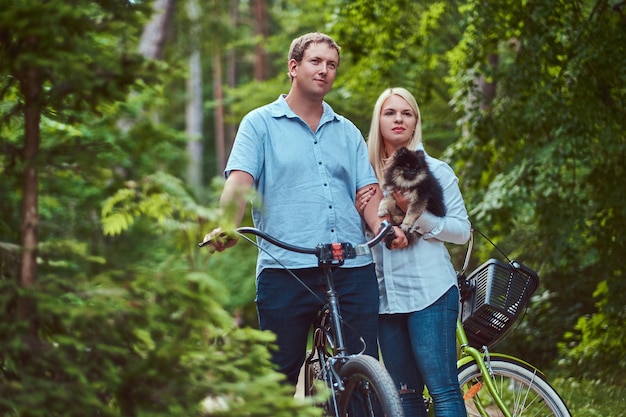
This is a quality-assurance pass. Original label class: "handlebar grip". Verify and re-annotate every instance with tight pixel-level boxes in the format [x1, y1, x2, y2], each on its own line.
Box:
[198, 230, 237, 248]
[384, 225, 397, 249]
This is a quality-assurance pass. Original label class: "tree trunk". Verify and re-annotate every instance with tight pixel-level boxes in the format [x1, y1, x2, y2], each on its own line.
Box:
[138, 0, 175, 60]
[186, 48, 204, 187]
[186, 0, 204, 187]
[19, 65, 42, 352]
[477, 53, 498, 111]
[462, 53, 499, 138]
[252, 0, 268, 81]
[213, 51, 226, 174]
[20, 67, 41, 289]
[225, 0, 238, 156]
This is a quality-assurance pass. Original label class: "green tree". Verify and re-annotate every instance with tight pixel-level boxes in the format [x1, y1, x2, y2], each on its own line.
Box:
[0, 1, 320, 415]
[445, 0, 626, 380]
[0, 0, 152, 347]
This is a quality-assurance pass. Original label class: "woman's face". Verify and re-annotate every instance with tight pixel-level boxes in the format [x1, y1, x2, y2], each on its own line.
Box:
[379, 94, 417, 150]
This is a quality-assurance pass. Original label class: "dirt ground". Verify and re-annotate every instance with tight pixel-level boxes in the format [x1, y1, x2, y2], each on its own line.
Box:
[295, 365, 305, 398]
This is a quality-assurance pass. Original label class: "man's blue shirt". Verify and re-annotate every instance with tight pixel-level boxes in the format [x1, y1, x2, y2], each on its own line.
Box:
[225, 95, 378, 275]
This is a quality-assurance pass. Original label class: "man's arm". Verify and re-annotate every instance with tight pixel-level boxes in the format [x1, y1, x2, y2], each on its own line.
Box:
[202, 170, 254, 251]
[219, 170, 254, 226]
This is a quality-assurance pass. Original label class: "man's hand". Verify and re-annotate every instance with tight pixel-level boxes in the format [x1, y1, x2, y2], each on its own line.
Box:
[199, 227, 239, 252]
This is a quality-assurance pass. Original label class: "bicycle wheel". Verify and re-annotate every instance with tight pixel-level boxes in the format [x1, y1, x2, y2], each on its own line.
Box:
[338, 355, 403, 417]
[458, 357, 571, 417]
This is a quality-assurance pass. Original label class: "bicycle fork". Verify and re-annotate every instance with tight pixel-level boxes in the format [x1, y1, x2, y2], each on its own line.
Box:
[457, 321, 513, 417]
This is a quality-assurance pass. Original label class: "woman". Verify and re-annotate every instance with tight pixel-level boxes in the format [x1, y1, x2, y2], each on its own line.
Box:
[357, 87, 470, 416]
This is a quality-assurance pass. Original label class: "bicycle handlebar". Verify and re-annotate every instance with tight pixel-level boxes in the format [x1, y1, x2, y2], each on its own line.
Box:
[201, 220, 395, 266]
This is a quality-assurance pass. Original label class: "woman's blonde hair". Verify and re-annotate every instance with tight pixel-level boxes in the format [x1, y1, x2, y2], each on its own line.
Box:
[367, 87, 422, 181]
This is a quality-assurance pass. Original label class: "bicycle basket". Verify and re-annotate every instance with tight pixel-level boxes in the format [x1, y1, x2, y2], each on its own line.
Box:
[461, 258, 539, 348]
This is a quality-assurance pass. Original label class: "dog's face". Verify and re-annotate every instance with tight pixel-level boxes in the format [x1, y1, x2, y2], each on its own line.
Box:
[387, 147, 428, 188]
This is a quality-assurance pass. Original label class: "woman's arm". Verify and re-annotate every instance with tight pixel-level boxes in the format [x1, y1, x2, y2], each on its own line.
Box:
[411, 161, 471, 245]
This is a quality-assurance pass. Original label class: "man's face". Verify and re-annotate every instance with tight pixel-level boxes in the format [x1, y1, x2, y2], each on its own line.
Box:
[289, 42, 339, 99]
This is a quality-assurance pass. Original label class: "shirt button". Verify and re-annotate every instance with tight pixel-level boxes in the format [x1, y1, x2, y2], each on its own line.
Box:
[318, 161, 322, 165]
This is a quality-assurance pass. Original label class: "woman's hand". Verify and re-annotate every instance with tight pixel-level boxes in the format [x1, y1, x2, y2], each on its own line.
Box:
[355, 186, 377, 215]
[392, 190, 409, 213]
[387, 225, 408, 249]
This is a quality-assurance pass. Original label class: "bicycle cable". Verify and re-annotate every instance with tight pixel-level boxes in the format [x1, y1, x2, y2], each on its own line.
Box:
[473, 228, 512, 263]
[237, 231, 368, 354]
[236, 232, 326, 304]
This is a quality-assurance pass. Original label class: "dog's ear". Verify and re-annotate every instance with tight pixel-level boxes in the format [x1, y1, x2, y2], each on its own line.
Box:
[395, 146, 409, 158]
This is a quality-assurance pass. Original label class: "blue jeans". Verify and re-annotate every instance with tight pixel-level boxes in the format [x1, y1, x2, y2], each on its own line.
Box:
[256, 265, 379, 386]
[379, 286, 466, 417]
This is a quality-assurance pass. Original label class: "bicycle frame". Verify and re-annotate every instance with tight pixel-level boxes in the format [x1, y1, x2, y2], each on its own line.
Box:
[306, 238, 387, 413]
[318, 252, 351, 359]
[306, 265, 353, 415]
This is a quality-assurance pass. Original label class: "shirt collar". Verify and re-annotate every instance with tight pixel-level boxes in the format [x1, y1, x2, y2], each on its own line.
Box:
[271, 94, 339, 126]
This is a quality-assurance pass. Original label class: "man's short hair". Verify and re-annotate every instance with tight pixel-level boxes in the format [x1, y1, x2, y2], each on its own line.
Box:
[288, 32, 341, 65]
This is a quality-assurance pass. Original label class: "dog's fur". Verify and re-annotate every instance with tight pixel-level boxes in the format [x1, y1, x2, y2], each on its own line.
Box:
[378, 147, 446, 246]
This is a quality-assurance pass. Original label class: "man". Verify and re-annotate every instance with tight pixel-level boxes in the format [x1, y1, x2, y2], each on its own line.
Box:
[203, 32, 407, 386]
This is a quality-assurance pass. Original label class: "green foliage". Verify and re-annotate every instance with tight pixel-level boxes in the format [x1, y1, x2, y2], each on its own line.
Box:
[0, 1, 321, 414]
[0, 253, 318, 416]
[227, 77, 291, 124]
[551, 377, 626, 417]
[2, 148, 317, 416]
[0, 0, 155, 113]
[95, 171, 316, 416]
[3, 0, 625, 412]
[558, 280, 626, 385]
[444, 0, 626, 377]
[206, 240, 259, 326]
[329, 0, 461, 149]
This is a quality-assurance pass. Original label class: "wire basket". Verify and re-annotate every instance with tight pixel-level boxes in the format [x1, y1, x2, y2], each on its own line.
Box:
[461, 258, 539, 348]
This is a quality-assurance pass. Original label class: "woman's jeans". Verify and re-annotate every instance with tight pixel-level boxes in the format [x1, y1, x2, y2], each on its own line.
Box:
[379, 286, 467, 417]
[256, 265, 379, 386]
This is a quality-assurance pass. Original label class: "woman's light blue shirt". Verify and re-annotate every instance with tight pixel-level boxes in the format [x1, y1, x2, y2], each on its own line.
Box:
[374, 146, 471, 314]
[225, 95, 378, 276]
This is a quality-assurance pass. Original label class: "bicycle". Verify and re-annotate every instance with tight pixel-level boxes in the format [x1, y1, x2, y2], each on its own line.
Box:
[442, 229, 572, 417]
[201, 220, 404, 417]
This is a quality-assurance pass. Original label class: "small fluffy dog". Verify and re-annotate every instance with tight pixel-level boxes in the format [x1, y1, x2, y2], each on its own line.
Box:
[378, 147, 446, 246]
